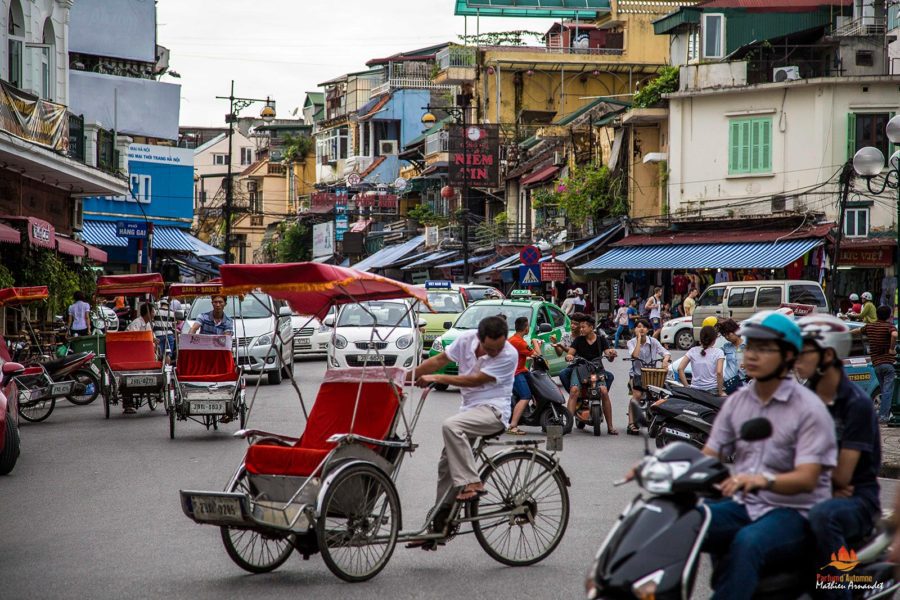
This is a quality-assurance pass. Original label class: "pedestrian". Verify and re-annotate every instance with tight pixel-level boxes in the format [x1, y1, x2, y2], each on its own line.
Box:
[683, 288, 699, 317]
[679, 325, 725, 396]
[854, 305, 898, 424]
[560, 289, 577, 315]
[127, 303, 155, 332]
[717, 318, 745, 393]
[66, 291, 92, 337]
[653, 302, 672, 341]
[613, 299, 629, 349]
[645, 287, 663, 331]
[858, 292, 877, 324]
[573, 288, 586, 313]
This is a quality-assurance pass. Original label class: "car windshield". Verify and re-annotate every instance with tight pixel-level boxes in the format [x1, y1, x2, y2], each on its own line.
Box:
[189, 294, 272, 320]
[422, 291, 464, 314]
[464, 287, 498, 302]
[454, 303, 532, 330]
[337, 302, 412, 328]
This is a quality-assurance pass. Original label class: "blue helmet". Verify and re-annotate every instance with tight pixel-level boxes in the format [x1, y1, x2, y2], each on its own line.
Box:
[737, 310, 803, 353]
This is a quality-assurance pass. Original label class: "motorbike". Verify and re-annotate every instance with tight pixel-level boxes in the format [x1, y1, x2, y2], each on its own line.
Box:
[10, 341, 101, 406]
[511, 355, 574, 434]
[648, 382, 725, 450]
[0, 361, 25, 475]
[571, 356, 609, 436]
[586, 407, 900, 599]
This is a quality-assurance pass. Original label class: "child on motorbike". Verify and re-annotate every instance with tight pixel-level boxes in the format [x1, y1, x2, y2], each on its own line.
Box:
[627, 318, 670, 435]
[506, 316, 543, 436]
[679, 325, 725, 396]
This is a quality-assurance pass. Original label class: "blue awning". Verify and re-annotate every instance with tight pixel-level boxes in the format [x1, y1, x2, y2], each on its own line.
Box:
[152, 226, 195, 252]
[183, 232, 224, 256]
[474, 253, 520, 275]
[576, 238, 824, 272]
[81, 220, 127, 247]
[352, 235, 425, 272]
[433, 253, 496, 269]
[401, 250, 458, 270]
[556, 222, 623, 263]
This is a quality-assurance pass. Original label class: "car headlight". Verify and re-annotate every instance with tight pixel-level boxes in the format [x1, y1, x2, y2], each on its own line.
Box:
[431, 338, 444, 352]
[317, 324, 331, 333]
[396, 334, 413, 350]
[333, 335, 348, 350]
[253, 334, 273, 347]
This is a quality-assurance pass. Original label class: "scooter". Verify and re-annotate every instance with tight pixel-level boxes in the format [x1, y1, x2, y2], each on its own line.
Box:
[511, 355, 574, 434]
[571, 357, 608, 436]
[585, 407, 899, 599]
[11, 341, 101, 406]
[648, 382, 725, 450]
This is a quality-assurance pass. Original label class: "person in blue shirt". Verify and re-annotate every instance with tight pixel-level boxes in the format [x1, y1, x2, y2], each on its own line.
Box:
[795, 315, 881, 600]
[190, 295, 234, 336]
[716, 318, 745, 393]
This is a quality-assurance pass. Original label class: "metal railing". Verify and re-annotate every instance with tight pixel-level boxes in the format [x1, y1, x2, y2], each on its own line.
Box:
[425, 131, 449, 156]
[67, 112, 85, 163]
[480, 44, 625, 56]
[370, 78, 456, 98]
[831, 16, 886, 37]
[437, 46, 477, 70]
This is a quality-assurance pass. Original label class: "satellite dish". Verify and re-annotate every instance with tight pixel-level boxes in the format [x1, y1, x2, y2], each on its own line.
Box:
[393, 177, 408, 191]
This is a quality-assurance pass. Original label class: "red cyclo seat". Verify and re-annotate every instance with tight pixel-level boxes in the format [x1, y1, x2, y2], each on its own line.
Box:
[106, 330, 162, 371]
[176, 348, 238, 383]
[245, 371, 403, 477]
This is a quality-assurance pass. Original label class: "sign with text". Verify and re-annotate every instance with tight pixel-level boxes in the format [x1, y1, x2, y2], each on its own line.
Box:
[116, 221, 148, 238]
[837, 246, 894, 267]
[541, 261, 566, 282]
[28, 218, 54, 248]
[313, 221, 335, 258]
[448, 124, 499, 187]
[0, 80, 68, 151]
[335, 214, 348, 241]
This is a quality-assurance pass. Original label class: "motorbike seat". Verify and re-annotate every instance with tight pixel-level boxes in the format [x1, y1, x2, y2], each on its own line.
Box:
[42, 352, 90, 373]
[669, 386, 726, 409]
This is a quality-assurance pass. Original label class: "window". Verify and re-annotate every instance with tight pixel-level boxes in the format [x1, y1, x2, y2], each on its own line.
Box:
[687, 30, 700, 63]
[213, 153, 228, 165]
[316, 126, 349, 163]
[240, 147, 253, 165]
[249, 191, 262, 214]
[848, 113, 894, 159]
[727, 287, 757, 308]
[728, 117, 772, 175]
[843, 207, 870, 238]
[534, 307, 550, 329]
[702, 14, 725, 59]
[756, 286, 782, 307]
[698, 287, 725, 307]
[547, 305, 567, 328]
[788, 284, 827, 308]
[7, 1, 23, 89]
[39, 18, 55, 100]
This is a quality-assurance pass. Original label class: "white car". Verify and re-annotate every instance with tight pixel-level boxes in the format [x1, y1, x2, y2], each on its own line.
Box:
[291, 313, 326, 358]
[309, 307, 336, 355]
[326, 300, 423, 370]
[660, 316, 694, 351]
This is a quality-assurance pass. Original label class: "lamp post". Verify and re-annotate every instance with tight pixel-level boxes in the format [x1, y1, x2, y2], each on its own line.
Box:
[852, 114, 900, 425]
[216, 81, 276, 263]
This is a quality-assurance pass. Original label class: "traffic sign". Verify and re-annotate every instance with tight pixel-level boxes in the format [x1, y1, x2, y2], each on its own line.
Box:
[519, 245, 541, 266]
[519, 265, 541, 286]
[541, 261, 566, 282]
[116, 221, 147, 238]
[347, 173, 361, 186]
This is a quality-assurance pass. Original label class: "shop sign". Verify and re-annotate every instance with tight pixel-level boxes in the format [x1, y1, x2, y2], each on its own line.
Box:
[448, 124, 500, 187]
[335, 215, 348, 241]
[29, 219, 54, 247]
[116, 221, 148, 238]
[541, 261, 566, 282]
[0, 80, 69, 151]
[837, 246, 894, 267]
[313, 221, 335, 258]
[780, 303, 817, 316]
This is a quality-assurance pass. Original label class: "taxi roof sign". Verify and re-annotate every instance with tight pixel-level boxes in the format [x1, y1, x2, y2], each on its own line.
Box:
[425, 280, 452, 289]
[510, 289, 534, 298]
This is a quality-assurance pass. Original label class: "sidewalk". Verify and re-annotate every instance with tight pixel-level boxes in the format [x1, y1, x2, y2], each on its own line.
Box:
[881, 425, 900, 478]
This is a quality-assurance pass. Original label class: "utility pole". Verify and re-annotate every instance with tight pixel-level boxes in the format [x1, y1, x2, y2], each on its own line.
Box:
[829, 160, 855, 311]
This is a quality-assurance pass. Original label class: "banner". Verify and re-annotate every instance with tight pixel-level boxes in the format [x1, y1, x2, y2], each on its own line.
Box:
[448, 124, 499, 187]
[0, 80, 68, 151]
[313, 221, 335, 258]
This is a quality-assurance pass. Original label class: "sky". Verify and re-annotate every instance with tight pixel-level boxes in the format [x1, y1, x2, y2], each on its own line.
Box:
[156, 0, 555, 127]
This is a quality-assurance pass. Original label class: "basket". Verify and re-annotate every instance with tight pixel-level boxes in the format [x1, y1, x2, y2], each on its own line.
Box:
[641, 367, 668, 388]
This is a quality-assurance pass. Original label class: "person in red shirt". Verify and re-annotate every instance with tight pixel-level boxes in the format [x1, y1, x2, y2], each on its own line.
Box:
[507, 316, 542, 435]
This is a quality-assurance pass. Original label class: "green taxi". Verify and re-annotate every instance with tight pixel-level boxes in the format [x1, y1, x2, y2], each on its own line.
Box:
[415, 281, 502, 354]
[428, 290, 571, 389]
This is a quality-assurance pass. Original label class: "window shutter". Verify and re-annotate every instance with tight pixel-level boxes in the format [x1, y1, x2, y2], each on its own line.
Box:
[740, 120, 751, 173]
[759, 119, 771, 172]
[729, 120, 739, 174]
[847, 113, 857, 160]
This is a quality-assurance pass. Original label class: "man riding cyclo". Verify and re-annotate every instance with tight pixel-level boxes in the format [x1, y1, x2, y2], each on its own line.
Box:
[189, 294, 234, 336]
[700, 311, 838, 600]
[558, 312, 618, 435]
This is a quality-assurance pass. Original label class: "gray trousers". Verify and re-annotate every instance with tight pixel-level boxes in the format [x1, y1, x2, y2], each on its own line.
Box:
[435, 405, 505, 506]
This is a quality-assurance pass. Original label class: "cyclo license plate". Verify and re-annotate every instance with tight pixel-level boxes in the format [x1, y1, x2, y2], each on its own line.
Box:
[191, 495, 243, 523]
[127, 375, 158, 387]
[89, 363, 101, 376]
[190, 400, 227, 414]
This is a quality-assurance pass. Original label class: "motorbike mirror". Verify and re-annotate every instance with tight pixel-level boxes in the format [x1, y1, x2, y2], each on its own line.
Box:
[175, 310, 185, 321]
[323, 315, 335, 327]
[538, 323, 552, 333]
[740, 418, 773, 442]
[417, 318, 427, 328]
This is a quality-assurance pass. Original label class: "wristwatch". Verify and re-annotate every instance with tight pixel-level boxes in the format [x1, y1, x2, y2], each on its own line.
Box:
[762, 471, 776, 490]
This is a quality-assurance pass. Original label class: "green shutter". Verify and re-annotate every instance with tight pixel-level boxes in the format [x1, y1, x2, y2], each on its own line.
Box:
[729, 120, 739, 174]
[740, 120, 751, 173]
[847, 113, 857, 160]
[758, 119, 771, 173]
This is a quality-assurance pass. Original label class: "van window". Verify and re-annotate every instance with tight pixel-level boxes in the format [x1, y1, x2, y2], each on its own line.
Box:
[757, 286, 782, 308]
[728, 287, 757, 308]
[789, 284, 827, 308]
[699, 287, 725, 306]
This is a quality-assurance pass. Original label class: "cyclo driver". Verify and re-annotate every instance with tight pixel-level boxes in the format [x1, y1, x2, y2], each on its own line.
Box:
[559, 312, 618, 435]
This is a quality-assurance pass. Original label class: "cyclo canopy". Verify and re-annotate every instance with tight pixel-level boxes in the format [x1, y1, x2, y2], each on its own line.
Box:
[0, 286, 49, 306]
[96, 273, 165, 298]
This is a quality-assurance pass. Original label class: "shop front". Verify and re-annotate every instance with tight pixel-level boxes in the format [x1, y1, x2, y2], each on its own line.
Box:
[832, 238, 896, 312]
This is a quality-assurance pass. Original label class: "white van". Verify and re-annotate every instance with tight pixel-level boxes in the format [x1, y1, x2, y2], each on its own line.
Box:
[692, 280, 828, 336]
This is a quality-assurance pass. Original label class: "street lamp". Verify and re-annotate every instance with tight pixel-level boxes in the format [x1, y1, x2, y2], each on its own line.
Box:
[216, 81, 276, 263]
[852, 114, 900, 425]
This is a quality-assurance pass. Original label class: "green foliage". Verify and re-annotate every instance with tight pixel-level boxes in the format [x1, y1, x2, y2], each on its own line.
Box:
[0, 263, 13, 289]
[632, 66, 679, 109]
[474, 212, 510, 246]
[407, 203, 449, 227]
[16, 247, 93, 316]
[531, 188, 559, 210]
[280, 134, 315, 163]
[458, 30, 543, 46]
[274, 221, 311, 263]
[556, 164, 627, 224]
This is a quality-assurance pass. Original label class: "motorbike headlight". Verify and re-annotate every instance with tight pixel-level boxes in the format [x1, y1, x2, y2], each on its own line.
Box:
[431, 338, 444, 352]
[632, 569, 665, 600]
[333, 335, 348, 350]
[396, 334, 413, 350]
[640, 460, 673, 494]
[253, 334, 273, 347]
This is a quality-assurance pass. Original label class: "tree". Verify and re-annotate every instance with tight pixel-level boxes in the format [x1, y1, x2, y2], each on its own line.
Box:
[274, 221, 311, 263]
[632, 66, 679, 109]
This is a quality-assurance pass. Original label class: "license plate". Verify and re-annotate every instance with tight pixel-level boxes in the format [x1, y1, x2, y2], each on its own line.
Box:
[423, 334, 437, 341]
[51, 382, 73, 396]
[358, 354, 385, 362]
[294, 337, 311, 346]
[848, 373, 870, 382]
[663, 427, 693, 441]
[127, 375, 158, 387]
[89, 363, 101, 376]
[190, 400, 227, 414]
[191, 495, 243, 523]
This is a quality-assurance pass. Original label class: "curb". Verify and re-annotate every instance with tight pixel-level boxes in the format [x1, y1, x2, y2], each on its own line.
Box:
[880, 464, 900, 479]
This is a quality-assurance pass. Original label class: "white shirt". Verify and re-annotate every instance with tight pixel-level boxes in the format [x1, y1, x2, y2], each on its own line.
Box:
[446, 329, 518, 424]
[647, 295, 661, 320]
[560, 298, 576, 315]
[126, 317, 154, 332]
[685, 346, 725, 391]
[68, 300, 91, 330]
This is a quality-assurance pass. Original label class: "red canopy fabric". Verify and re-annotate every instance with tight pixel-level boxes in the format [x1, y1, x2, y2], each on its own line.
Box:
[220, 263, 430, 318]
[56, 236, 86, 258]
[0, 222, 20, 244]
[0, 286, 49, 306]
[96, 273, 165, 298]
[168, 282, 223, 299]
[78, 241, 107, 263]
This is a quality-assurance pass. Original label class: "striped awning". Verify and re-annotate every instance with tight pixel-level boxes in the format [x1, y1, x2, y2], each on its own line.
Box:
[152, 226, 195, 252]
[401, 250, 458, 270]
[576, 238, 824, 272]
[81, 220, 127, 247]
[183, 233, 224, 256]
[352, 235, 425, 272]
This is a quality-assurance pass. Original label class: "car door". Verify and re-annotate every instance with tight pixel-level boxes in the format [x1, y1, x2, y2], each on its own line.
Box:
[725, 286, 758, 322]
[692, 285, 726, 336]
[541, 303, 570, 376]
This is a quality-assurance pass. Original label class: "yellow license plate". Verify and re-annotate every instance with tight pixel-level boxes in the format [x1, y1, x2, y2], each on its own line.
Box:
[848, 373, 870, 382]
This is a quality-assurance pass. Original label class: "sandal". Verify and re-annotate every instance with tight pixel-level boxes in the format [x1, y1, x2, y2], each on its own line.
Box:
[626, 423, 640, 436]
[505, 427, 526, 436]
[607, 428, 619, 436]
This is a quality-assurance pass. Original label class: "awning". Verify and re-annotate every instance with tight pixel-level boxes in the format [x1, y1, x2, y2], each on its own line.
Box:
[401, 250, 459, 270]
[521, 165, 559, 187]
[0, 215, 55, 248]
[77, 241, 107, 263]
[172, 255, 220, 278]
[350, 218, 373, 233]
[577, 238, 824, 272]
[0, 222, 20, 244]
[434, 253, 496, 269]
[555, 222, 623, 263]
[474, 253, 521, 275]
[56, 235, 86, 258]
[151, 226, 195, 252]
[81, 220, 127, 247]
[305, 205, 335, 215]
[183, 232, 224, 256]
[352, 235, 425, 272]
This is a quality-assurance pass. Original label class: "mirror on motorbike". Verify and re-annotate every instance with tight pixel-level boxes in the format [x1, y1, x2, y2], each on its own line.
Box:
[740, 418, 773, 442]
[1, 362, 24, 375]
[175, 310, 185, 321]
[278, 306, 292, 318]
[538, 323, 552, 333]
[443, 321, 452, 330]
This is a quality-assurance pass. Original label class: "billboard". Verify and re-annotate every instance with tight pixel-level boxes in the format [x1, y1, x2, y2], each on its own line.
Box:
[448, 124, 500, 187]
[69, 0, 157, 63]
[313, 222, 335, 258]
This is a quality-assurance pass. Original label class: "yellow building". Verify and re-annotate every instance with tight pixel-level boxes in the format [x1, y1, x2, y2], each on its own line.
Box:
[232, 159, 288, 264]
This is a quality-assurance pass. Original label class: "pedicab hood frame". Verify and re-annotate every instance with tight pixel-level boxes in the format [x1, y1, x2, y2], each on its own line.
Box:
[96, 273, 165, 298]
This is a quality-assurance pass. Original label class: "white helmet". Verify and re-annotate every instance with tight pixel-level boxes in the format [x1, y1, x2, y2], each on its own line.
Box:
[575, 287, 584, 295]
[849, 293, 860, 302]
[861, 292, 873, 301]
[797, 314, 852, 361]
[483, 288, 501, 299]
[566, 289, 576, 297]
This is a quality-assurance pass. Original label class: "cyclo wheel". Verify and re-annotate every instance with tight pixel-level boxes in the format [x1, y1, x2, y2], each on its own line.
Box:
[18, 394, 55, 423]
[316, 463, 400, 583]
[468, 451, 570, 567]
[220, 470, 295, 573]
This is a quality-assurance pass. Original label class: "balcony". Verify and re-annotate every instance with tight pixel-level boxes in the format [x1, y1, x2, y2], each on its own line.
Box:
[425, 131, 449, 157]
[831, 16, 886, 37]
[435, 45, 477, 83]
[344, 155, 374, 175]
[370, 78, 456, 98]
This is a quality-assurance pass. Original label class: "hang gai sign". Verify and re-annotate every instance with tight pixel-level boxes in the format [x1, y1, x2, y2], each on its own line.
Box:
[448, 124, 500, 187]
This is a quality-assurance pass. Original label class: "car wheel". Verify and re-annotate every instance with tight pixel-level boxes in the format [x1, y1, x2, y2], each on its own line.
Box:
[675, 329, 694, 351]
[267, 361, 283, 385]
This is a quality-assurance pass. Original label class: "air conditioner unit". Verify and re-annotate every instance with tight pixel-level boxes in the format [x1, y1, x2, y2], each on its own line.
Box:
[553, 151, 566, 166]
[246, 180, 258, 193]
[425, 225, 439, 246]
[773, 66, 800, 82]
[379, 140, 398, 155]
[771, 195, 796, 212]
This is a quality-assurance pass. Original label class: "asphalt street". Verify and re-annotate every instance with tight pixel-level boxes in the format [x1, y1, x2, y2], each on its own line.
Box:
[1, 353, 897, 600]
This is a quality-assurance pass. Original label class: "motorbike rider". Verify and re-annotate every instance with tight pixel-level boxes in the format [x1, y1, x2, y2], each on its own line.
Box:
[506, 316, 543, 436]
[700, 311, 837, 600]
[627, 318, 670, 435]
[560, 312, 618, 434]
[795, 315, 881, 599]
[858, 292, 877, 324]
[716, 318, 745, 393]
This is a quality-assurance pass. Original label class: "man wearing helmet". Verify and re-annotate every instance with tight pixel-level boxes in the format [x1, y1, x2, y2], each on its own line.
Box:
[848, 293, 862, 316]
[701, 311, 837, 600]
[560, 289, 577, 315]
[795, 315, 880, 596]
[855, 305, 898, 424]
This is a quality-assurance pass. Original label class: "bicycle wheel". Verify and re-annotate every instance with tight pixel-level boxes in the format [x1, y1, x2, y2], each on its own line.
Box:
[18, 394, 55, 423]
[65, 369, 100, 405]
[469, 451, 570, 567]
[316, 463, 400, 583]
[220, 472, 294, 573]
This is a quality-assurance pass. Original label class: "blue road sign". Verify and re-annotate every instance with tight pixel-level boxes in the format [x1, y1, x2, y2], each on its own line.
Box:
[116, 221, 148, 238]
[519, 265, 541, 286]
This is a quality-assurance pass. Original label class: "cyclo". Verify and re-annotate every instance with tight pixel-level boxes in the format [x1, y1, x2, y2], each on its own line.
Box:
[166, 281, 246, 439]
[179, 263, 570, 582]
[95, 273, 167, 418]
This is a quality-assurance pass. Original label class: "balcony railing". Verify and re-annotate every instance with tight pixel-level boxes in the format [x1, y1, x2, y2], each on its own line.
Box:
[67, 112, 85, 163]
[832, 16, 886, 37]
[425, 131, 449, 156]
[370, 78, 456, 98]
[480, 44, 625, 56]
[96, 127, 119, 174]
[437, 46, 477, 70]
